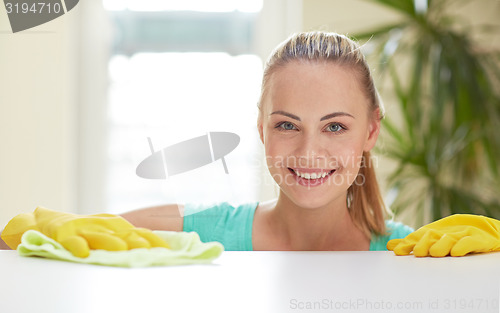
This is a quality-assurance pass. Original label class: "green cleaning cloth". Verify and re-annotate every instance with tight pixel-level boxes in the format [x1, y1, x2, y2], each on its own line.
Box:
[16, 229, 224, 267]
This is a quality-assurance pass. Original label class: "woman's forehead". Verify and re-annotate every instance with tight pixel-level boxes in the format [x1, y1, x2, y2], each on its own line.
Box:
[263, 61, 369, 116]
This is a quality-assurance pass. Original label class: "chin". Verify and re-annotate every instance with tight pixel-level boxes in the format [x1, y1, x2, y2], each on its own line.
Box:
[280, 185, 347, 210]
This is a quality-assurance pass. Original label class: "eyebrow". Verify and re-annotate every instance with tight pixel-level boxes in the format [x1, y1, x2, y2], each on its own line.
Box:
[270, 111, 354, 121]
[270, 111, 301, 121]
[319, 112, 355, 121]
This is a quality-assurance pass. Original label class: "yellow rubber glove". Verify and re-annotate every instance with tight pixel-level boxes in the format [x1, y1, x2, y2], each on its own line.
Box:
[1, 207, 170, 258]
[387, 214, 500, 257]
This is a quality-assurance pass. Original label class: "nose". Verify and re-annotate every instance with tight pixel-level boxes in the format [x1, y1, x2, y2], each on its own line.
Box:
[294, 133, 329, 167]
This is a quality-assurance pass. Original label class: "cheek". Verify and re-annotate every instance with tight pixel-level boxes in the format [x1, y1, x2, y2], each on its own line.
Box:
[341, 125, 371, 162]
[264, 134, 289, 170]
[331, 141, 365, 171]
[263, 127, 291, 154]
[329, 146, 365, 188]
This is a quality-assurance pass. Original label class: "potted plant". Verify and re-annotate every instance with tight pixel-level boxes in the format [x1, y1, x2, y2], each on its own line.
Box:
[353, 0, 500, 226]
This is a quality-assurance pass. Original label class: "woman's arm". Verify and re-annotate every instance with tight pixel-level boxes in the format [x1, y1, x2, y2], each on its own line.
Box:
[0, 231, 11, 250]
[120, 204, 184, 232]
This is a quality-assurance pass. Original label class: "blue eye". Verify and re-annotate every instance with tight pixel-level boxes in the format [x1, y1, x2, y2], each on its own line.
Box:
[326, 123, 346, 133]
[277, 121, 297, 131]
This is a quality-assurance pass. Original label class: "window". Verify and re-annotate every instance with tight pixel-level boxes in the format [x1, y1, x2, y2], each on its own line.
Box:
[104, 1, 264, 212]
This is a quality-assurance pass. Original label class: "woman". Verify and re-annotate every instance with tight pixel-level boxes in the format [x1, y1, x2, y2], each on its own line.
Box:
[121, 31, 413, 251]
[4, 32, 497, 257]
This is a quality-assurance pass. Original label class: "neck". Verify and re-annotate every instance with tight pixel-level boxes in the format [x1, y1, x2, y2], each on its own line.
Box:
[268, 192, 370, 251]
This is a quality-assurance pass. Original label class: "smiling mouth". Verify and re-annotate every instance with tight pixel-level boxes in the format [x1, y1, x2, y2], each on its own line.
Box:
[288, 168, 336, 180]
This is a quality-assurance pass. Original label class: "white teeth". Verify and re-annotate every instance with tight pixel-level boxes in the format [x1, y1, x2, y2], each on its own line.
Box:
[293, 170, 331, 180]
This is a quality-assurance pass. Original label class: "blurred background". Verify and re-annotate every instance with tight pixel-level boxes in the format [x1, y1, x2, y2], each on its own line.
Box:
[0, 0, 499, 229]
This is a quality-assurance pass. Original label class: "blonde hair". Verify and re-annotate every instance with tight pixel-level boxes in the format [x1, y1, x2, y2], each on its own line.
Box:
[258, 31, 389, 237]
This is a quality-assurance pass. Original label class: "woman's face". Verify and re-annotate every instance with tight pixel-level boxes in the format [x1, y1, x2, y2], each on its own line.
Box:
[258, 61, 380, 209]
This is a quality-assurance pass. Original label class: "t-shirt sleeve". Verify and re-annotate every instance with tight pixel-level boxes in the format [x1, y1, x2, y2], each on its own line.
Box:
[369, 220, 414, 251]
[182, 202, 257, 251]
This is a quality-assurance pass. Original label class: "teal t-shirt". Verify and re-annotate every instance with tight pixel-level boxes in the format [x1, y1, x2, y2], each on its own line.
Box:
[183, 202, 413, 251]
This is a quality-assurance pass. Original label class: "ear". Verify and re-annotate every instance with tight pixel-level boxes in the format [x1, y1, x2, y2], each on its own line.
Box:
[363, 108, 381, 152]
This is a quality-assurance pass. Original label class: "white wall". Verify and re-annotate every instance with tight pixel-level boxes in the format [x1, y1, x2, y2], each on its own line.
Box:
[302, 0, 402, 33]
[0, 0, 111, 227]
[0, 6, 79, 226]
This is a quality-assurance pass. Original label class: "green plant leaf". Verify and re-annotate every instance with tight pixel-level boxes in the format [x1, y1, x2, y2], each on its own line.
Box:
[351, 22, 407, 41]
[363, 0, 418, 17]
[358, 0, 500, 222]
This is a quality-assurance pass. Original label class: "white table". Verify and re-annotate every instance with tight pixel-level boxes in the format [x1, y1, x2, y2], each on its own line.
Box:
[1, 250, 499, 313]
